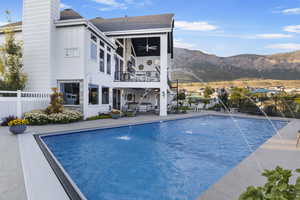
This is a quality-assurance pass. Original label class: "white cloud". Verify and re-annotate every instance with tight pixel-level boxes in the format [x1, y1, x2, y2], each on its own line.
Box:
[174, 39, 196, 49]
[281, 7, 300, 15]
[283, 25, 300, 33]
[60, 3, 71, 9]
[266, 43, 300, 50]
[93, 0, 127, 10]
[175, 21, 218, 31]
[255, 33, 293, 39]
[0, 22, 7, 26]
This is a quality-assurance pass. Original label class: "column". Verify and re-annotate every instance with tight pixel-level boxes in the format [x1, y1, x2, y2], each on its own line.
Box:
[160, 34, 168, 116]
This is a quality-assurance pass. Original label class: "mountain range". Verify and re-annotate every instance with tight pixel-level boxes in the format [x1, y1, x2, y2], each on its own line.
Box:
[171, 48, 300, 82]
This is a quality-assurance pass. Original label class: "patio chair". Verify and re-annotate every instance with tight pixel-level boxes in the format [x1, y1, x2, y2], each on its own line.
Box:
[296, 131, 300, 148]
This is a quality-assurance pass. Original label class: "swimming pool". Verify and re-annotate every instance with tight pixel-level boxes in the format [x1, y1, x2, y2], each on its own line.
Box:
[40, 115, 287, 200]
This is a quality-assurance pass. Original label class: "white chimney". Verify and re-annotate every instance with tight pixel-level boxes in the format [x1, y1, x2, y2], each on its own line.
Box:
[22, 0, 60, 92]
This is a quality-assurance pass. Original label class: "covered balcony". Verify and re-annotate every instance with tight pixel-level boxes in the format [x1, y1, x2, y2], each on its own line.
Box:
[113, 36, 172, 83]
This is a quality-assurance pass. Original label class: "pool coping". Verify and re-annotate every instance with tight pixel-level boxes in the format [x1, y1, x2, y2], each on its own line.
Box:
[29, 112, 293, 200]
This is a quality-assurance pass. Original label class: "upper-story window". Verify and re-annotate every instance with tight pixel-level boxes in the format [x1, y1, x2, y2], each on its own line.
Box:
[107, 53, 111, 75]
[99, 49, 105, 72]
[91, 34, 97, 43]
[65, 48, 79, 58]
[90, 34, 97, 61]
[107, 46, 111, 52]
[100, 40, 105, 47]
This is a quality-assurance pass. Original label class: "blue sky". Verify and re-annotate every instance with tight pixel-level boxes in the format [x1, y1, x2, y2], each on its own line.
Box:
[1, 0, 300, 56]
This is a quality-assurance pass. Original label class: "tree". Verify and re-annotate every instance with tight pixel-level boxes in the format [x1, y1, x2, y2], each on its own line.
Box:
[0, 11, 27, 91]
[239, 166, 300, 200]
[218, 88, 229, 109]
[229, 87, 250, 108]
[204, 86, 214, 98]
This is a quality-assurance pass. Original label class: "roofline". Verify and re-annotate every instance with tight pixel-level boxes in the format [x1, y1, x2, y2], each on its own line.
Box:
[0, 25, 22, 34]
[55, 19, 117, 49]
[104, 27, 173, 36]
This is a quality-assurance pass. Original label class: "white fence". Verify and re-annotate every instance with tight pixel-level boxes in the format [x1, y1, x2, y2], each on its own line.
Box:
[0, 90, 50, 119]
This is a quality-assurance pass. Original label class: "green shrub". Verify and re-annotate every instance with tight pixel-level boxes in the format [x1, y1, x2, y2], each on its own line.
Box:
[86, 114, 112, 121]
[239, 166, 300, 200]
[24, 109, 83, 125]
[123, 111, 136, 117]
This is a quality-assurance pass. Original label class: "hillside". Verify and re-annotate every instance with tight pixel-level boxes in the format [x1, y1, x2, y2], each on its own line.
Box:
[171, 48, 300, 82]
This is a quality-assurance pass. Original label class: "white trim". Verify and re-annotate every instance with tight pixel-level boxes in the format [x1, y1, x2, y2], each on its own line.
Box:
[104, 28, 172, 36]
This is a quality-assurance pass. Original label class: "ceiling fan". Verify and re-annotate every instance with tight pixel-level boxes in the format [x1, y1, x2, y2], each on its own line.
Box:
[138, 38, 158, 52]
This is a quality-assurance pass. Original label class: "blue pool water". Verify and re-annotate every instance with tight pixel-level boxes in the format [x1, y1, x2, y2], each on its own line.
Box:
[42, 115, 287, 200]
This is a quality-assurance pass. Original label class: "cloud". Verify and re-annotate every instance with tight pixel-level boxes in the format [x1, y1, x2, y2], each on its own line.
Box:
[174, 39, 196, 49]
[175, 21, 218, 31]
[283, 25, 300, 33]
[92, 0, 151, 11]
[60, 3, 71, 9]
[0, 22, 7, 26]
[255, 33, 293, 39]
[266, 43, 300, 50]
[281, 7, 300, 15]
[93, 0, 127, 10]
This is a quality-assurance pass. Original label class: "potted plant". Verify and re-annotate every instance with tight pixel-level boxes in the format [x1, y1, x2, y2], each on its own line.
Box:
[8, 119, 29, 134]
[111, 109, 122, 119]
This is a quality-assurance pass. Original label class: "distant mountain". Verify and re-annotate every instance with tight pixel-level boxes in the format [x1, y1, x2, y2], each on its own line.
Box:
[171, 48, 300, 82]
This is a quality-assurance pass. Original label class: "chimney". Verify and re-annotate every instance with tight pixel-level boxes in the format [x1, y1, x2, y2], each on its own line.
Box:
[22, 0, 60, 92]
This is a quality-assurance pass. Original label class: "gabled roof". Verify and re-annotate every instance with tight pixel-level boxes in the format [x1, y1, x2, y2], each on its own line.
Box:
[60, 9, 83, 20]
[90, 13, 174, 33]
[0, 9, 83, 28]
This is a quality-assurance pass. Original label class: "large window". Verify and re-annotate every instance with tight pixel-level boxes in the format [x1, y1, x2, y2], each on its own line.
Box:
[89, 84, 99, 105]
[60, 83, 80, 105]
[99, 49, 105, 72]
[90, 42, 97, 61]
[107, 54, 111, 75]
[102, 87, 109, 104]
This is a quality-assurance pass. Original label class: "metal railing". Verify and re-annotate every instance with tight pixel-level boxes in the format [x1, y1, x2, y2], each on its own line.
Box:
[114, 71, 160, 82]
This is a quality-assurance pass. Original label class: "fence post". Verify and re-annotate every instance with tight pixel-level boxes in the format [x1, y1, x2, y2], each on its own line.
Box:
[17, 90, 22, 118]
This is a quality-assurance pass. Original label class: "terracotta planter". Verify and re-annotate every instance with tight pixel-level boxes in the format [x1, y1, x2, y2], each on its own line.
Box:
[9, 125, 27, 135]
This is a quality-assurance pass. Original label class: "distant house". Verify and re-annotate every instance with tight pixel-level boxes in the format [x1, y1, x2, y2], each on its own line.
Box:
[0, 0, 175, 117]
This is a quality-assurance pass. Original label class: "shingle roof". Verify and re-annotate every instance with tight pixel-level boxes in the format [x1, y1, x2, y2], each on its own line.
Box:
[0, 9, 83, 28]
[60, 9, 83, 20]
[0, 10, 174, 34]
[90, 13, 174, 32]
[0, 21, 22, 28]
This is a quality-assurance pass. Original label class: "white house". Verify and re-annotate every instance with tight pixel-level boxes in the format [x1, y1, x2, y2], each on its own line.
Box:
[0, 0, 174, 117]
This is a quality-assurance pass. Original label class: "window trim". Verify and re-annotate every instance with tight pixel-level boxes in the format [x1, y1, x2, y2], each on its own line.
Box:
[59, 82, 81, 106]
[88, 84, 99, 105]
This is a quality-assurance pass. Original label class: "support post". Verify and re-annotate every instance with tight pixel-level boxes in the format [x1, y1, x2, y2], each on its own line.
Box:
[17, 90, 22, 118]
[160, 34, 168, 116]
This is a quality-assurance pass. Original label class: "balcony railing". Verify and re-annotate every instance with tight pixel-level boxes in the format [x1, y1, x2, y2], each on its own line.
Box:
[115, 71, 160, 82]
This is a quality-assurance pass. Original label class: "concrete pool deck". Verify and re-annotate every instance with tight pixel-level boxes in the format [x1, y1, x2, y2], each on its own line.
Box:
[0, 111, 299, 200]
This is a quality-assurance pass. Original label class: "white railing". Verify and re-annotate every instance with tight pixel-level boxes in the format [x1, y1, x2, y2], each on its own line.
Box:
[0, 90, 51, 119]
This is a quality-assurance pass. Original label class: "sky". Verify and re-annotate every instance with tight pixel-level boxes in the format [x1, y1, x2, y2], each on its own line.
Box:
[1, 0, 300, 57]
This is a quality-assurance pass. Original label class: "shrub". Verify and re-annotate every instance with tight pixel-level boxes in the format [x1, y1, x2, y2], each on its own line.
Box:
[24, 109, 83, 125]
[1, 115, 17, 126]
[45, 88, 64, 114]
[86, 114, 112, 121]
[239, 166, 300, 200]
[123, 111, 136, 117]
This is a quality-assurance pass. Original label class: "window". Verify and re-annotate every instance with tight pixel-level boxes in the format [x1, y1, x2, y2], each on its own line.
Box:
[90, 42, 97, 60]
[60, 83, 80, 105]
[89, 84, 99, 105]
[107, 46, 111, 52]
[100, 40, 105, 47]
[65, 48, 79, 57]
[91, 34, 97, 42]
[102, 87, 109, 104]
[107, 54, 111, 75]
[99, 49, 105, 72]
[114, 55, 119, 80]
